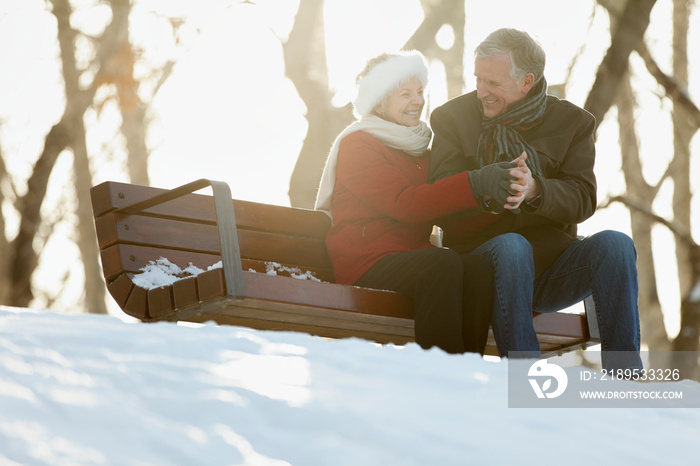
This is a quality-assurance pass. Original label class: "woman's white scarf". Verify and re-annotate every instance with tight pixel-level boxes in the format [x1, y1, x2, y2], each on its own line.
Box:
[314, 115, 432, 218]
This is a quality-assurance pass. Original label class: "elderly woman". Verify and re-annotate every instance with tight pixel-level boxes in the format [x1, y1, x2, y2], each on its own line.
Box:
[315, 51, 500, 355]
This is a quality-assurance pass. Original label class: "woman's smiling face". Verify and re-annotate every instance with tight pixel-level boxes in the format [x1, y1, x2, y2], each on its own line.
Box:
[377, 76, 425, 126]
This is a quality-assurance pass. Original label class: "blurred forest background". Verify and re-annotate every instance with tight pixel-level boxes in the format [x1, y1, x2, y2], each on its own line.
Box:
[0, 0, 698, 373]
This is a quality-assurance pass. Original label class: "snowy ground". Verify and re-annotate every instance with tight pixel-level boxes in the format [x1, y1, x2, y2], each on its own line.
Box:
[1, 306, 699, 466]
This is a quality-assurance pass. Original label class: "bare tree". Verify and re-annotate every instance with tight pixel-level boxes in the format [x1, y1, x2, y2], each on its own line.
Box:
[7, 0, 99, 309]
[405, 0, 465, 101]
[666, 0, 700, 381]
[284, 0, 466, 208]
[585, 0, 657, 127]
[593, 0, 669, 353]
[283, 0, 353, 209]
[45, 0, 144, 314]
[596, 0, 700, 373]
[103, 0, 150, 186]
[616, 72, 669, 351]
[1, 0, 179, 314]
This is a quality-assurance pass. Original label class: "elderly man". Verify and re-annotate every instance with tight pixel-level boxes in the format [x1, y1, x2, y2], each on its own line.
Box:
[429, 28, 641, 370]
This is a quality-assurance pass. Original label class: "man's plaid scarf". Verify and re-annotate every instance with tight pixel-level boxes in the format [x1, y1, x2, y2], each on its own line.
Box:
[476, 77, 548, 175]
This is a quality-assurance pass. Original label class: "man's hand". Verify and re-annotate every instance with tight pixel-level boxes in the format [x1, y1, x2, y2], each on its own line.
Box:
[505, 152, 540, 211]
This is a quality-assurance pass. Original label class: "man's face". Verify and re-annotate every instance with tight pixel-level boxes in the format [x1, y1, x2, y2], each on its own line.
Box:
[474, 52, 533, 118]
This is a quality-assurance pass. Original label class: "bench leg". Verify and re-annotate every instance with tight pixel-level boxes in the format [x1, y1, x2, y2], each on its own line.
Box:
[583, 294, 601, 345]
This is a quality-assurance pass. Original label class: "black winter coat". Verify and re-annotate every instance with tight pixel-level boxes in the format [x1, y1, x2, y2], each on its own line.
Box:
[429, 90, 597, 276]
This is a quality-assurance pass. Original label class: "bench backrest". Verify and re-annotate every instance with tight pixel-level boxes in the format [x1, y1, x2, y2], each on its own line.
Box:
[91, 181, 336, 286]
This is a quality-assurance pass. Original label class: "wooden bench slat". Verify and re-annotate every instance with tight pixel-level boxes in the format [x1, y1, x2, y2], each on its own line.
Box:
[91, 181, 330, 237]
[97, 213, 333, 269]
[243, 272, 414, 319]
[532, 312, 590, 339]
[161, 268, 414, 321]
[239, 230, 332, 269]
[100, 244, 222, 280]
[124, 285, 148, 320]
[196, 268, 227, 302]
[185, 311, 416, 346]
[148, 286, 174, 318]
[97, 212, 221, 251]
[172, 276, 198, 309]
[107, 274, 134, 309]
[193, 299, 416, 334]
[100, 244, 334, 282]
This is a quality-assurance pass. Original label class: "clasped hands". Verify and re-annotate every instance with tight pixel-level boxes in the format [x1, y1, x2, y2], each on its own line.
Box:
[468, 152, 539, 213]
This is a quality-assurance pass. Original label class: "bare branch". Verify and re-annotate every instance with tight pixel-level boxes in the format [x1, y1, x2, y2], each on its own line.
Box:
[151, 60, 177, 99]
[635, 42, 700, 131]
[585, 0, 657, 129]
[407, 0, 465, 100]
[599, 0, 700, 131]
[601, 195, 697, 247]
[562, 2, 599, 93]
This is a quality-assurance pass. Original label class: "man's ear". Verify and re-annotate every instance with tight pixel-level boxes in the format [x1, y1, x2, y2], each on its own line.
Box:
[521, 73, 536, 95]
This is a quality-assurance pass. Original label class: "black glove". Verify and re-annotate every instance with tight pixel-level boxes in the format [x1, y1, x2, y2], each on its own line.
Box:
[468, 162, 520, 213]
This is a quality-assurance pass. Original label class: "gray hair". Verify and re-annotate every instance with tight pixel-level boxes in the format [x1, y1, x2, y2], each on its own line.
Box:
[475, 28, 546, 83]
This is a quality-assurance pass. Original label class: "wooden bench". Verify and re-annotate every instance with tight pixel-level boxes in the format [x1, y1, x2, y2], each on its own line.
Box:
[90, 179, 601, 357]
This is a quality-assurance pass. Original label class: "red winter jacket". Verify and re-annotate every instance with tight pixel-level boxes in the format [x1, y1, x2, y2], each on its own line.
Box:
[325, 131, 499, 285]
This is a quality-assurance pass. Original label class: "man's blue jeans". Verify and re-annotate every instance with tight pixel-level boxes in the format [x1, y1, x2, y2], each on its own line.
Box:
[471, 230, 642, 370]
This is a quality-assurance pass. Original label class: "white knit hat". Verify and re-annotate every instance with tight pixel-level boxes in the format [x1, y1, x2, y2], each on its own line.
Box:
[352, 50, 429, 119]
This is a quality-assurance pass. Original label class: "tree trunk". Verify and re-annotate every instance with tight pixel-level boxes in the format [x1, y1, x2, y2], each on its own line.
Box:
[0, 146, 9, 304]
[599, 0, 700, 376]
[56, 0, 108, 314]
[9, 0, 131, 311]
[284, 0, 353, 208]
[618, 73, 669, 351]
[670, 0, 700, 379]
[72, 117, 108, 314]
[671, 0, 693, 321]
[9, 0, 84, 307]
[672, 242, 700, 380]
[596, 0, 669, 353]
[108, 0, 150, 186]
